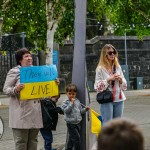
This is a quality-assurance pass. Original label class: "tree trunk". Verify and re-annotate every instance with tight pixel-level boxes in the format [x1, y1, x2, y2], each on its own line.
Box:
[46, 1, 58, 65]
[46, 23, 57, 65]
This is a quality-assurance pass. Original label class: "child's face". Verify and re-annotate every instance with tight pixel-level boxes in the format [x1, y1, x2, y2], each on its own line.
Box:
[66, 91, 77, 100]
[51, 96, 59, 103]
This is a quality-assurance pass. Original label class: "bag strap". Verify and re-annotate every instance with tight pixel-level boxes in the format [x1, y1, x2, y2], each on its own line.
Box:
[111, 65, 116, 87]
[113, 65, 116, 74]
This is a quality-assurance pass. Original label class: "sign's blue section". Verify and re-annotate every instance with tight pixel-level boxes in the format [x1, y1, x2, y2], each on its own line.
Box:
[20, 65, 58, 83]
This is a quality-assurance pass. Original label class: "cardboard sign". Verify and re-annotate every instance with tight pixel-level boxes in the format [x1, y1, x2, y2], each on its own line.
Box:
[20, 65, 58, 100]
[20, 81, 58, 100]
[20, 65, 58, 83]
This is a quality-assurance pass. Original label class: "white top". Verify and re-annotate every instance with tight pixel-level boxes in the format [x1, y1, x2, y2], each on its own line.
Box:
[94, 66, 127, 102]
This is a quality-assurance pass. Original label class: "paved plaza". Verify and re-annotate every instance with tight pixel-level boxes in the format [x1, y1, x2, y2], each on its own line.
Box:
[0, 89, 150, 150]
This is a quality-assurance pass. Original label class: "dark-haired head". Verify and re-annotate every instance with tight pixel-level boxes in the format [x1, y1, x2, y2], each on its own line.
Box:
[15, 48, 31, 65]
[97, 118, 144, 150]
[66, 84, 77, 93]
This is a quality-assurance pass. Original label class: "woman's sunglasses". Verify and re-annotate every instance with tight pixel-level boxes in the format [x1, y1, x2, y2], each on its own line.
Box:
[107, 51, 116, 56]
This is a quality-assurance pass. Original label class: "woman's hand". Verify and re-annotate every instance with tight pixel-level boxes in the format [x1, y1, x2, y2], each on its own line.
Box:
[114, 75, 122, 84]
[15, 84, 24, 93]
[107, 74, 116, 83]
[107, 74, 122, 84]
[55, 78, 60, 85]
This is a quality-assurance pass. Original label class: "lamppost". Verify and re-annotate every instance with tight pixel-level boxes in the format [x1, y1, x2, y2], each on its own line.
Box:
[72, 0, 87, 150]
[124, 29, 127, 65]
[0, 17, 3, 48]
[20, 32, 26, 47]
[124, 28, 136, 65]
[124, 28, 136, 89]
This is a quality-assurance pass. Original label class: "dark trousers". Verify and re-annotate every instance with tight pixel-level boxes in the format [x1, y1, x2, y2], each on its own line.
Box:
[40, 128, 53, 150]
[66, 123, 81, 150]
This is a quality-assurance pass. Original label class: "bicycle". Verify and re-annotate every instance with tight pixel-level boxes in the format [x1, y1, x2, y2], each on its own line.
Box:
[0, 116, 4, 139]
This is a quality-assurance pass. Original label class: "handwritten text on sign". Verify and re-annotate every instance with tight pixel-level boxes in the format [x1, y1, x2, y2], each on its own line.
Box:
[20, 65, 58, 83]
[20, 81, 58, 100]
[20, 65, 58, 100]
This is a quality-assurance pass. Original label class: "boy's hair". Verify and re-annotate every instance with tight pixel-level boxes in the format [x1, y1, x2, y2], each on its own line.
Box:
[66, 84, 77, 93]
[15, 48, 31, 65]
[97, 118, 144, 150]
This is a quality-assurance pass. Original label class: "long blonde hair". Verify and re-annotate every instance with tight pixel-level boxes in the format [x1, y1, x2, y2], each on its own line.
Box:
[97, 44, 120, 69]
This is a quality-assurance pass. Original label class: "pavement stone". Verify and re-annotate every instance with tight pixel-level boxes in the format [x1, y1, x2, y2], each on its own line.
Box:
[0, 89, 150, 150]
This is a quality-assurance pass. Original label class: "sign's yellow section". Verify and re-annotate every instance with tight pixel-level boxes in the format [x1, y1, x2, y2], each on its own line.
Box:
[20, 81, 58, 100]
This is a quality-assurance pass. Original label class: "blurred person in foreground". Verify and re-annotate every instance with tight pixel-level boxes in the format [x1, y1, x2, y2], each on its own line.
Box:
[97, 118, 144, 150]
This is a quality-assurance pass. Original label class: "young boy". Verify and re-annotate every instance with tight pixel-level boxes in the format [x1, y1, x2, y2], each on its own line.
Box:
[61, 84, 90, 150]
[97, 118, 144, 150]
[40, 94, 63, 150]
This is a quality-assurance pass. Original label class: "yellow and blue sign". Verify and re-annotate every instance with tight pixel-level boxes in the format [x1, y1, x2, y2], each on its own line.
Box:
[20, 65, 58, 100]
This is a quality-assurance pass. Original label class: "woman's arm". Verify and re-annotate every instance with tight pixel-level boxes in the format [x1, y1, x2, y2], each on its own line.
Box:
[94, 67, 109, 92]
[3, 69, 19, 96]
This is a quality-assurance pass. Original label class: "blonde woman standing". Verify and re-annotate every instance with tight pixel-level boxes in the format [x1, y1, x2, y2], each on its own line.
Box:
[94, 44, 127, 124]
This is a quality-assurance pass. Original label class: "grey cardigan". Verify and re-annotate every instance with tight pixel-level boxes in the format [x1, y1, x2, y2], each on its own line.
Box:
[61, 98, 86, 124]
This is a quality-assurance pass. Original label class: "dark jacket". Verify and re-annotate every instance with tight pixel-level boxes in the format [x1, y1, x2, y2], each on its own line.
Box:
[41, 98, 63, 130]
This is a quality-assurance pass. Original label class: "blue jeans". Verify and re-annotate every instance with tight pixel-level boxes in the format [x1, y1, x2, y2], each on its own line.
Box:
[40, 128, 53, 150]
[100, 101, 124, 124]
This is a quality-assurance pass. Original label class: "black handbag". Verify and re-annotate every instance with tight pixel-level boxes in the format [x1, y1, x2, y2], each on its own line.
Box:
[96, 89, 113, 104]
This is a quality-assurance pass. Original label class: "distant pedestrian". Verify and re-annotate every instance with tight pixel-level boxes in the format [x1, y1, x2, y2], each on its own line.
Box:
[97, 118, 144, 150]
[61, 84, 90, 150]
[3, 48, 43, 150]
[94, 44, 127, 124]
[40, 94, 63, 150]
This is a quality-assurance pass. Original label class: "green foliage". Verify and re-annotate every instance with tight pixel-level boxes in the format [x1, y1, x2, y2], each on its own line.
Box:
[107, 0, 150, 37]
[87, 0, 105, 20]
[0, 0, 3, 17]
[1, 0, 75, 48]
[54, 1, 74, 44]
[87, 0, 150, 38]
[2, 0, 47, 50]
[0, 0, 150, 50]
